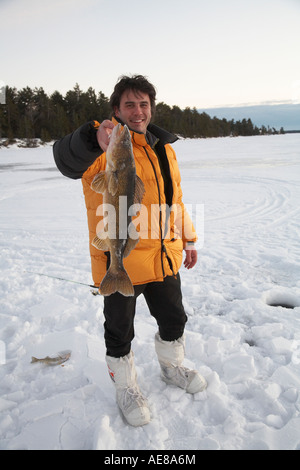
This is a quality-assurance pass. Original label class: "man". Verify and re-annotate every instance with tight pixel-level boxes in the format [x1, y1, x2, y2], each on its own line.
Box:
[53, 75, 207, 427]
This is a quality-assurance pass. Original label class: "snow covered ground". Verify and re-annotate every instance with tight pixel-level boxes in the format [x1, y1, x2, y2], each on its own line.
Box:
[0, 133, 300, 450]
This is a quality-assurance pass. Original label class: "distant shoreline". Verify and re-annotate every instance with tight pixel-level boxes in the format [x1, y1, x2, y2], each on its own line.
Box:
[198, 103, 300, 132]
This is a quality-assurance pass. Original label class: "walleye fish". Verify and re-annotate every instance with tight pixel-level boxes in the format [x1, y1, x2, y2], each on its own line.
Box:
[91, 123, 145, 297]
[31, 350, 71, 366]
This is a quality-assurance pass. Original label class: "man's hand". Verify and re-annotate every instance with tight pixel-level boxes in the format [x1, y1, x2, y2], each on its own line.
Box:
[183, 248, 198, 269]
[96, 120, 114, 152]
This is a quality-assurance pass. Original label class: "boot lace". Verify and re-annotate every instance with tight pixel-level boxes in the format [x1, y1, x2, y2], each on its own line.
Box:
[118, 387, 148, 412]
[161, 365, 194, 389]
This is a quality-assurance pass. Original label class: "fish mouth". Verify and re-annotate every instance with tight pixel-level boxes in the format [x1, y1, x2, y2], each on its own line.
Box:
[113, 123, 123, 135]
[113, 123, 130, 138]
[108, 124, 131, 151]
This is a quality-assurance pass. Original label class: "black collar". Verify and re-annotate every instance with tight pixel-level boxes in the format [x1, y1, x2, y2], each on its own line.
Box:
[147, 123, 178, 146]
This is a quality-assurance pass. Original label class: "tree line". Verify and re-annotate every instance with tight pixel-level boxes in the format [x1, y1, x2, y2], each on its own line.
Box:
[0, 84, 284, 146]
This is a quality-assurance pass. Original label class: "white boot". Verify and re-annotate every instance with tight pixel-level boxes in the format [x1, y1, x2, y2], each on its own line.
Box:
[106, 351, 151, 427]
[155, 333, 207, 394]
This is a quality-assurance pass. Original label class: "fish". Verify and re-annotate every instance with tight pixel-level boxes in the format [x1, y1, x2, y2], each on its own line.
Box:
[91, 123, 145, 296]
[31, 350, 71, 366]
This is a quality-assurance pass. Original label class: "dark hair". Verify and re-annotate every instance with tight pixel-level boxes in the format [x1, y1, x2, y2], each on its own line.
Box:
[109, 75, 156, 117]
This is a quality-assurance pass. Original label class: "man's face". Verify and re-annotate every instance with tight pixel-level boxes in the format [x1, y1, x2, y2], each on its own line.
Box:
[114, 89, 152, 134]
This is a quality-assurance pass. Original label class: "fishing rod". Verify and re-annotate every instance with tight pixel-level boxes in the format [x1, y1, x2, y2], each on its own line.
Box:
[24, 270, 100, 294]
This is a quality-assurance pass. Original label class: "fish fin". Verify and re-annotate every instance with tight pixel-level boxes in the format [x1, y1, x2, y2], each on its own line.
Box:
[107, 172, 118, 196]
[133, 175, 145, 204]
[123, 235, 139, 258]
[100, 268, 134, 297]
[92, 235, 110, 251]
[31, 357, 38, 363]
[91, 172, 107, 193]
[58, 350, 72, 359]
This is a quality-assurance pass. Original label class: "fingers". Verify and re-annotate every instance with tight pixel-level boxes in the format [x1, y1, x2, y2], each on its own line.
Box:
[102, 119, 114, 130]
[183, 249, 198, 269]
[97, 120, 114, 151]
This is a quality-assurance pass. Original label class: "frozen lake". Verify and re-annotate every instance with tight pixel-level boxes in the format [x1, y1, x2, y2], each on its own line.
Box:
[0, 133, 300, 450]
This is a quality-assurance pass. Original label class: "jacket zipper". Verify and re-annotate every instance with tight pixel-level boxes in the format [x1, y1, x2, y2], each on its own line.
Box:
[143, 147, 175, 277]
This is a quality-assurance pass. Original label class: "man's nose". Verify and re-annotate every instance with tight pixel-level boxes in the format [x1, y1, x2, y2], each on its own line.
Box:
[133, 105, 143, 114]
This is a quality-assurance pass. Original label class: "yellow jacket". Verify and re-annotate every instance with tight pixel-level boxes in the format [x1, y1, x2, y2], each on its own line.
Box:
[53, 118, 197, 287]
[81, 118, 197, 287]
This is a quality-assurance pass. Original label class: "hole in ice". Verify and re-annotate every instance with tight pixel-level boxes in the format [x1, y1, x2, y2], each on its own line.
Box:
[268, 301, 295, 309]
[263, 289, 300, 310]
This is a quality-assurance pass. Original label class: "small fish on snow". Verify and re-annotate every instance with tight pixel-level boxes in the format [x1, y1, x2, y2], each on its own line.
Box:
[31, 350, 71, 366]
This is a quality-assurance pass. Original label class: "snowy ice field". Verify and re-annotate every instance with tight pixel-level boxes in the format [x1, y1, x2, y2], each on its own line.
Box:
[0, 133, 300, 450]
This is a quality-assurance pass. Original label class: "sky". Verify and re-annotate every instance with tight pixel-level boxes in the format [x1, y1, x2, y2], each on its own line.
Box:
[1, 0, 300, 109]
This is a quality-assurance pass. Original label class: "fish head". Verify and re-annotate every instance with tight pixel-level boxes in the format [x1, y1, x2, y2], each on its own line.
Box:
[106, 124, 133, 164]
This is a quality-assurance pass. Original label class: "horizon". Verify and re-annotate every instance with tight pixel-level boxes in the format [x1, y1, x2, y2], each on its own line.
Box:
[198, 101, 300, 131]
[200, 99, 300, 110]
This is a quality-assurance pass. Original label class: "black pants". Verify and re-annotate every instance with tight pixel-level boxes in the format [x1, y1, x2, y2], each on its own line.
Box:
[103, 274, 187, 358]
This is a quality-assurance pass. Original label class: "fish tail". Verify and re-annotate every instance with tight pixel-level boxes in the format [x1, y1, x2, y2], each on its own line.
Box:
[31, 357, 38, 363]
[100, 267, 134, 297]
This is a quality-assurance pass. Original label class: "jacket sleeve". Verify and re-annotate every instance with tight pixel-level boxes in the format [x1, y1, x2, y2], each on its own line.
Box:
[167, 144, 198, 246]
[53, 121, 103, 180]
[175, 181, 198, 246]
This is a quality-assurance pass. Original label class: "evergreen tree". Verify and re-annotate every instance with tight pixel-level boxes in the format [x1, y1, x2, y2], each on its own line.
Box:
[32, 87, 50, 139]
[97, 91, 110, 121]
[17, 87, 36, 138]
[48, 91, 69, 139]
[65, 83, 83, 129]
